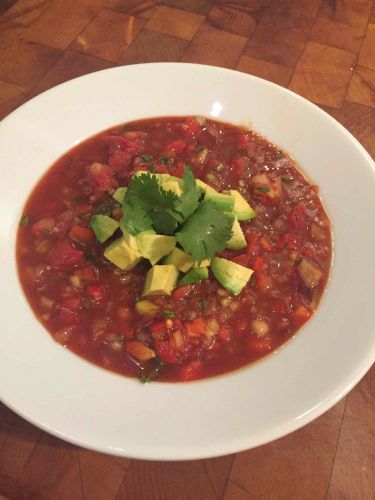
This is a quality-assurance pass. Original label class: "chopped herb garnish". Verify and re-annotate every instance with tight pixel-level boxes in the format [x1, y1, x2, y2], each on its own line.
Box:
[256, 186, 270, 193]
[282, 177, 294, 184]
[275, 150, 284, 159]
[196, 146, 205, 152]
[198, 299, 206, 309]
[20, 215, 29, 226]
[139, 357, 165, 384]
[163, 310, 175, 319]
[160, 157, 170, 165]
[176, 200, 233, 261]
[43, 229, 50, 237]
[141, 154, 153, 162]
[216, 163, 225, 171]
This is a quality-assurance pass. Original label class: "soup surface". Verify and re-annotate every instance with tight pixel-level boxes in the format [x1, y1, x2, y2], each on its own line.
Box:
[17, 116, 332, 382]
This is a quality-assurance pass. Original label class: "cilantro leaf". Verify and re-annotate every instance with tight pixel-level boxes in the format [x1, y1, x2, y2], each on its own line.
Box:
[150, 208, 178, 235]
[176, 200, 233, 261]
[173, 165, 202, 221]
[120, 202, 152, 235]
[125, 172, 178, 210]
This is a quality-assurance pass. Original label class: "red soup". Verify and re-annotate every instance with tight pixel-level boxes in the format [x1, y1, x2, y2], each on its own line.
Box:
[17, 116, 332, 382]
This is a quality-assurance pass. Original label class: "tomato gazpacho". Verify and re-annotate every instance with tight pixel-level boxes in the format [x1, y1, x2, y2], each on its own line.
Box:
[17, 116, 332, 382]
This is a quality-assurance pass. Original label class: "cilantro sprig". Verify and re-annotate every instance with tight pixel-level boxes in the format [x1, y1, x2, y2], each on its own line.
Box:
[120, 166, 233, 260]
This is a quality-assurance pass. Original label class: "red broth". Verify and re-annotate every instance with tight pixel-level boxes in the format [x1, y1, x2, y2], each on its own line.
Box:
[17, 117, 332, 382]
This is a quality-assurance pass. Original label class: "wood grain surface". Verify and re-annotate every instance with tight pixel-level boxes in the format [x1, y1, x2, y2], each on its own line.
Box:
[0, 1, 374, 499]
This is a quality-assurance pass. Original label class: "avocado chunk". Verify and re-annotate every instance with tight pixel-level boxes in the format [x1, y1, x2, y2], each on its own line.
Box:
[205, 191, 234, 212]
[133, 172, 183, 196]
[196, 178, 217, 195]
[178, 266, 208, 286]
[194, 258, 211, 268]
[223, 190, 255, 220]
[91, 215, 119, 243]
[164, 247, 194, 272]
[226, 218, 247, 250]
[143, 265, 179, 296]
[211, 257, 253, 295]
[136, 233, 176, 265]
[104, 231, 142, 270]
[112, 187, 128, 204]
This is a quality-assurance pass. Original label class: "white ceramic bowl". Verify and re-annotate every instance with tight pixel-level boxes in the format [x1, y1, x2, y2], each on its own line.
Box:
[0, 63, 374, 460]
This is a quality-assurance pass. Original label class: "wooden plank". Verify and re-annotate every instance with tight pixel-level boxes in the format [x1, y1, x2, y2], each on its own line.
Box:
[145, 5, 204, 40]
[70, 9, 145, 62]
[180, 23, 247, 68]
[289, 41, 356, 108]
[226, 399, 346, 499]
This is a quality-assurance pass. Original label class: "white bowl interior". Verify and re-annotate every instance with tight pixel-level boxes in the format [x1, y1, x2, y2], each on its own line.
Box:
[0, 63, 374, 460]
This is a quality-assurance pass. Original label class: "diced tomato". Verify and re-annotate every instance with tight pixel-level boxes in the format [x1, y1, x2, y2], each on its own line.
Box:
[123, 324, 135, 338]
[69, 225, 94, 245]
[62, 296, 81, 311]
[252, 256, 264, 274]
[185, 317, 206, 336]
[274, 298, 288, 315]
[183, 117, 202, 139]
[291, 305, 312, 325]
[59, 307, 80, 326]
[231, 157, 247, 178]
[154, 340, 179, 363]
[245, 231, 259, 258]
[74, 266, 96, 282]
[247, 336, 272, 353]
[172, 285, 193, 301]
[150, 320, 167, 334]
[87, 284, 106, 301]
[153, 163, 170, 174]
[31, 218, 55, 236]
[218, 326, 231, 343]
[259, 236, 273, 252]
[165, 139, 185, 153]
[108, 150, 132, 174]
[287, 203, 308, 230]
[277, 233, 302, 252]
[179, 360, 203, 381]
[87, 162, 118, 193]
[106, 135, 143, 155]
[235, 134, 251, 149]
[50, 239, 84, 268]
[170, 161, 185, 177]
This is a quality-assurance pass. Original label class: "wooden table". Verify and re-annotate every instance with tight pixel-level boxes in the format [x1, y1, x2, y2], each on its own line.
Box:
[1, 1, 374, 498]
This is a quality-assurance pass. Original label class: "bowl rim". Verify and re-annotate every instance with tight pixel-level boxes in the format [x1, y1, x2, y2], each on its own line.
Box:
[1, 62, 374, 460]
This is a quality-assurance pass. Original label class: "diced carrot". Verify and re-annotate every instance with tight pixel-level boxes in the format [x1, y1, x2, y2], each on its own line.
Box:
[69, 225, 94, 245]
[172, 285, 193, 301]
[185, 317, 206, 336]
[291, 305, 312, 325]
[179, 360, 203, 381]
[259, 236, 273, 252]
